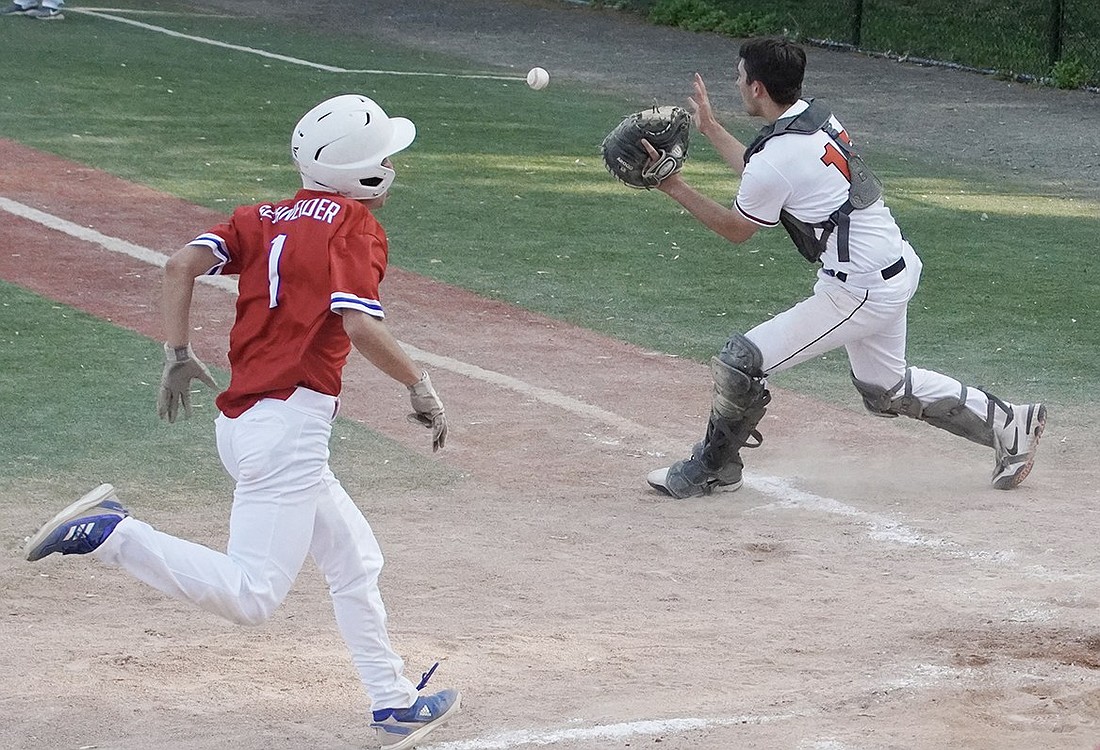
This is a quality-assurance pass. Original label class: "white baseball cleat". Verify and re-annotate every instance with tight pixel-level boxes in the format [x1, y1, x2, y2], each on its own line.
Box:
[991, 403, 1046, 490]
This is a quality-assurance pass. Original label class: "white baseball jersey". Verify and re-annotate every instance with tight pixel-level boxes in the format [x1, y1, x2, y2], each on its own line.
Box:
[735, 99, 908, 278]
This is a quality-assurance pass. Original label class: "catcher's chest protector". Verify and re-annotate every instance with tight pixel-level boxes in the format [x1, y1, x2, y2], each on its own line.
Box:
[743, 99, 883, 263]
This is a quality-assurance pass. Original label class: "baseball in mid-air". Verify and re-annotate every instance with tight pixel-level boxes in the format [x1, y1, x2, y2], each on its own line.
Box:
[526, 66, 550, 90]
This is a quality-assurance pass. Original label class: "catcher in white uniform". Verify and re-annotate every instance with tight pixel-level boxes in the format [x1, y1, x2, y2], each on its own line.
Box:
[641, 37, 1046, 498]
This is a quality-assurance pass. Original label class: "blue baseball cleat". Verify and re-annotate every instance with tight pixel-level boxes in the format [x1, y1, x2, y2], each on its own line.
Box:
[371, 688, 461, 749]
[24, 484, 129, 562]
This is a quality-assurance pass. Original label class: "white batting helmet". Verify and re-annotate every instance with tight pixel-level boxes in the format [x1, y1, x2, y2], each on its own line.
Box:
[290, 94, 416, 200]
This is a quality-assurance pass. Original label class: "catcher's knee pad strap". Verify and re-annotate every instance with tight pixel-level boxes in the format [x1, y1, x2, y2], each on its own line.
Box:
[851, 371, 909, 418]
[710, 334, 768, 419]
[851, 369, 994, 447]
[923, 395, 995, 447]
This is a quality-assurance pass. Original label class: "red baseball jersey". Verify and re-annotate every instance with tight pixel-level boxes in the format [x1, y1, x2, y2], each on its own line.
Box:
[189, 189, 389, 418]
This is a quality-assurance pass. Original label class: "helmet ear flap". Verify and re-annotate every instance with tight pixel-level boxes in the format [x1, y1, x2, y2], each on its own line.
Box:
[290, 95, 415, 200]
[356, 163, 396, 197]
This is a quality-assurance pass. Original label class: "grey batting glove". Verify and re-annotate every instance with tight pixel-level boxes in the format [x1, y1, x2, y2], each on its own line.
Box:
[407, 371, 448, 452]
[157, 343, 218, 423]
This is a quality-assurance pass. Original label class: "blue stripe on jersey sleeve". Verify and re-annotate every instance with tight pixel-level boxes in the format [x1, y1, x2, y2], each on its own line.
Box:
[190, 233, 231, 275]
[330, 293, 385, 318]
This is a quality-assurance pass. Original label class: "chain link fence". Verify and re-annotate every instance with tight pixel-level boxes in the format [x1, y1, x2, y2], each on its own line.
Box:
[620, 0, 1100, 88]
[827, 0, 1097, 88]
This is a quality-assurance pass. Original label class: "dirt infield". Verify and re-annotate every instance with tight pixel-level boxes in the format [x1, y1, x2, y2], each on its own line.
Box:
[3, 3, 1100, 750]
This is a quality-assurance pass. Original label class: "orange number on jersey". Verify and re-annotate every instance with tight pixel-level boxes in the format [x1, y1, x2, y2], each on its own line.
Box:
[821, 143, 851, 182]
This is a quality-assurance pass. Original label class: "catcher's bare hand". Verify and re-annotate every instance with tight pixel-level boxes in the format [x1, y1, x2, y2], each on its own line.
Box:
[688, 73, 720, 137]
[157, 343, 217, 423]
[408, 371, 447, 452]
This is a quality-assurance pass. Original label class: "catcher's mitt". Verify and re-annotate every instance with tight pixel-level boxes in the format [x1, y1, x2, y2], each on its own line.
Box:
[601, 105, 690, 189]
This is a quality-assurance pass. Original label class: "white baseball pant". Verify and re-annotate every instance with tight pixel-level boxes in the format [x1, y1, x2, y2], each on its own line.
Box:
[94, 387, 420, 710]
[745, 242, 1001, 420]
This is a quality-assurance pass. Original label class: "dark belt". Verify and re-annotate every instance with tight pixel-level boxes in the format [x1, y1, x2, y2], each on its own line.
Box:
[823, 257, 905, 283]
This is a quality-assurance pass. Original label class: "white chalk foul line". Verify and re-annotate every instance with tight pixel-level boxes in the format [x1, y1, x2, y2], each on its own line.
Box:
[746, 474, 955, 549]
[74, 8, 237, 16]
[1, 196, 175, 271]
[421, 713, 797, 750]
[403, 344, 659, 438]
[71, 9, 526, 81]
[2, 195, 1064, 584]
[798, 741, 861, 750]
[419, 660, 976, 749]
[746, 473, 1076, 580]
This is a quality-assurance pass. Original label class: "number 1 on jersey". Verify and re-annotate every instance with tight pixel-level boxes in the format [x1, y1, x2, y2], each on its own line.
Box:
[820, 142, 851, 181]
[267, 234, 287, 308]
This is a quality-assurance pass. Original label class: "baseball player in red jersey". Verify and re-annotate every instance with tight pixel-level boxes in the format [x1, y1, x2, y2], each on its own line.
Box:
[24, 94, 459, 749]
[641, 38, 1046, 499]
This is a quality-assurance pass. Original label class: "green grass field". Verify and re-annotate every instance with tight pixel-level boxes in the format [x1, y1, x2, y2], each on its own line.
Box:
[1, 0, 1096, 425]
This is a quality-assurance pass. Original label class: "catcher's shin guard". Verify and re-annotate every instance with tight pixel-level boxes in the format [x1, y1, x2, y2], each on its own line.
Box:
[651, 335, 770, 499]
[850, 369, 994, 447]
[698, 401, 769, 471]
[706, 333, 771, 457]
[653, 401, 769, 499]
[851, 370, 1046, 490]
